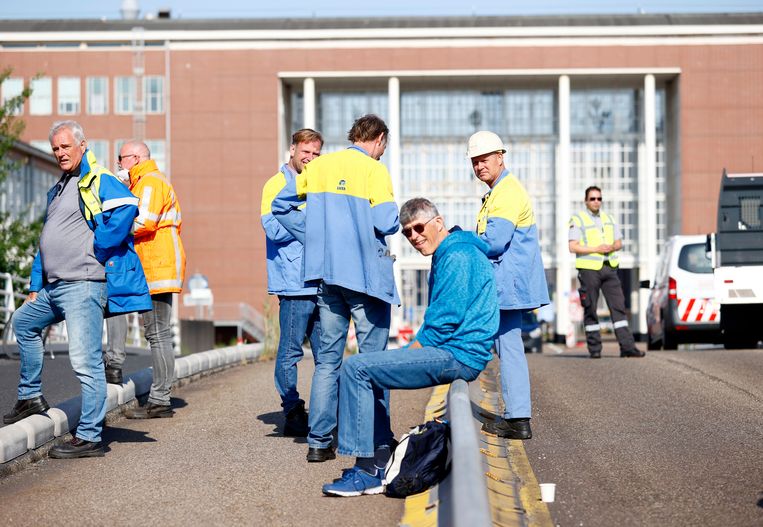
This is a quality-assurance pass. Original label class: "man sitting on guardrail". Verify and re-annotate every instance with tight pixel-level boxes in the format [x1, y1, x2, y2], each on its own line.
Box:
[322, 198, 499, 497]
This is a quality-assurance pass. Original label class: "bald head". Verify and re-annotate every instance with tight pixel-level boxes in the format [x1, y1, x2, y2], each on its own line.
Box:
[118, 140, 151, 171]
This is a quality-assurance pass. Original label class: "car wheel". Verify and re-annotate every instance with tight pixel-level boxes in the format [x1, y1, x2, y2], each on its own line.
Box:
[662, 323, 677, 350]
[723, 335, 758, 350]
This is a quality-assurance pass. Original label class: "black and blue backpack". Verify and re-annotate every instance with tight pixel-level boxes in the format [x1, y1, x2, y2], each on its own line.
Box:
[383, 419, 451, 498]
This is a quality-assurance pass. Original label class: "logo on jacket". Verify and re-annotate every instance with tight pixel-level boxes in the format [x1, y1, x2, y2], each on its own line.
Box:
[337, 179, 346, 191]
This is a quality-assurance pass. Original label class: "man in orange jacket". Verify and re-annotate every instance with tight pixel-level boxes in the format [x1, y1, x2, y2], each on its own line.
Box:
[117, 140, 186, 419]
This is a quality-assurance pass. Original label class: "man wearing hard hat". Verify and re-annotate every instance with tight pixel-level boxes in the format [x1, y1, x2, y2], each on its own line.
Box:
[468, 131, 549, 440]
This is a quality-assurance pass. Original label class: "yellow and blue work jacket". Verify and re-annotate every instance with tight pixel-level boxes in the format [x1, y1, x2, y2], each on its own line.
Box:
[476, 169, 549, 311]
[30, 149, 152, 315]
[260, 163, 317, 296]
[272, 146, 400, 305]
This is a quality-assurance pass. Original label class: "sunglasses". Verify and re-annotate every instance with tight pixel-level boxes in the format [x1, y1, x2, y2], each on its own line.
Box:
[118, 153, 138, 163]
[588, 197, 603, 202]
[402, 216, 436, 238]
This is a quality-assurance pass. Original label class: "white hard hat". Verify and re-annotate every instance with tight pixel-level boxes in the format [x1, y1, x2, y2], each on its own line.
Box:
[466, 131, 506, 158]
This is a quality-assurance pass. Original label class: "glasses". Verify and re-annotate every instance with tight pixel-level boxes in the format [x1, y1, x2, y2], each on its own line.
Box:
[118, 153, 138, 163]
[588, 197, 603, 202]
[402, 216, 436, 238]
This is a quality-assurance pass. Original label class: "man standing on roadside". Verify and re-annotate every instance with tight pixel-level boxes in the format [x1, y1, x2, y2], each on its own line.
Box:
[117, 140, 187, 419]
[569, 186, 644, 359]
[322, 198, 498, 497]
[468, 130, 549, 441]
[261, 128, 323, 437]
[272, 115, 399, 463]
[3, 120, 151, 458]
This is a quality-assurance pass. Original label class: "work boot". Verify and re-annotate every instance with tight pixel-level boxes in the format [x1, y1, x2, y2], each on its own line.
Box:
[49, 437, 104, 459]
[306, 446, 336, 463]
[482, 418, 533, 440]
[3, 395, 50, 424]
[283, 401, 309, 437]
[620, 348, 646, 358]
[124, 402, 175, 419]
[105, 366, 123, 384]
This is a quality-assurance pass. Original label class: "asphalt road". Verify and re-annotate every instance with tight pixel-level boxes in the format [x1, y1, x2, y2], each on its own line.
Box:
[524, 341, 763, 527]
[0, 355, 431, 526]
[0, 349, 153, 413]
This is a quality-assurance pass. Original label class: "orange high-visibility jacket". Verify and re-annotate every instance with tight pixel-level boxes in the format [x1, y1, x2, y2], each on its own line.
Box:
[129, 159, 186, 295]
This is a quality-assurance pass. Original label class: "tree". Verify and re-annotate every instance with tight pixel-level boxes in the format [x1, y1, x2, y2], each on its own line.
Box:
[0, 67, 43, 280]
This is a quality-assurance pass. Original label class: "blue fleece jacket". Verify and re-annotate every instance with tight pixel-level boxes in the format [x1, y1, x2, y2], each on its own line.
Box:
[415, 230, 499, 371]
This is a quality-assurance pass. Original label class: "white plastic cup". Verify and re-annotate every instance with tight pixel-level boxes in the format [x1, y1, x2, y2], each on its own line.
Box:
[539, 483, 556, 503]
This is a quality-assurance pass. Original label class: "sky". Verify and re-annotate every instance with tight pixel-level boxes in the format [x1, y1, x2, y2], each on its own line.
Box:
[2, 0, 762, 20]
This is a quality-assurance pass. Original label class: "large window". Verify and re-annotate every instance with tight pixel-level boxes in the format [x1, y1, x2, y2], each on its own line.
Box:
[86, 76, 109, 114]
[115, 76, 135, 114]
[87, 140, 109, 168]
[29, 77, 52, 115]
[144, 76, 164, 114]
[145, 140, 166, 172]
[317, 92, 388, 152]
[1, 77, 24, 115]
[57, 77, 80, 115]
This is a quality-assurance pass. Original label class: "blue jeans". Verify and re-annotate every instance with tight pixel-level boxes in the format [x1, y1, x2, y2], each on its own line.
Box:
[275, 295, 320, 413]
[496, 309, 532, 419]
[338, 346, 481, 457]
[13, 280, 108, 442]
[144, 293, 174, 406]
[308, 283, 391, 449]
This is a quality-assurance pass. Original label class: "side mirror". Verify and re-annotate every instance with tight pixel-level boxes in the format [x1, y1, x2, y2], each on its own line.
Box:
[639, 279, 651, 289]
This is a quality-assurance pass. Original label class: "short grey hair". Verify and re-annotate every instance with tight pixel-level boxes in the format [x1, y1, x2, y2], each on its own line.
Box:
[400, 198, 440, 226]
[49, 120, 86, 143]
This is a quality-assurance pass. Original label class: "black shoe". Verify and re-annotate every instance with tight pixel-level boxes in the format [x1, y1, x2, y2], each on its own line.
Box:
[590, 351, 602, 359]
[124, 402, 175, 419]
[621, 348, 646, 358]
[284, 402, 309, 437]
[49, 437, 104, 459]
[3, 395, 50, 424]
[482, 418, 533, 440]
[105, 366, 123, 384]
[306, 446, 336, 463]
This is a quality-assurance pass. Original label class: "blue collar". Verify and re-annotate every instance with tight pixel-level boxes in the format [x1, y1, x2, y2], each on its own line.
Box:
[280, 162, 296, 180]
[348, 145, 371, 157]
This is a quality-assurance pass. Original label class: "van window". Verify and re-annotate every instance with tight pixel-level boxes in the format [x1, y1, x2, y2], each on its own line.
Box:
[678, 243, 712, 274]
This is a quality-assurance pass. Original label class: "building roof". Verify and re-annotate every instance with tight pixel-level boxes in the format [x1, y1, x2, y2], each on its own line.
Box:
[1, 12, 762, 33]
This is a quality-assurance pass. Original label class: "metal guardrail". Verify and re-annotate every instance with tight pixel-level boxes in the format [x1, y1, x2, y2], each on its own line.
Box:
[214, 302, 265, 342]
[440, 379, 492, 527]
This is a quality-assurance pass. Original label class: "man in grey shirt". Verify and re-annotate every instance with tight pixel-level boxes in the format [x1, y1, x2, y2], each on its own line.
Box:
[3, 120, 151, 458]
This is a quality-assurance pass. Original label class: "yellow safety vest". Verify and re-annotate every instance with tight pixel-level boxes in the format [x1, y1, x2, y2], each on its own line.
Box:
[570, 210, 619, 270]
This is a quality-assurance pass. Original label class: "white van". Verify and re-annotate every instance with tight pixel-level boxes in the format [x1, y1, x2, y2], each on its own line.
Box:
[642, 235, 722, 349]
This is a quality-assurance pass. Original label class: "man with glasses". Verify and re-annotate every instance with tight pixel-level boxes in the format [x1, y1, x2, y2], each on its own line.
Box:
[261, 128, 323, 437]
[468, 130, 549, 441]
[117, 140, 187, 418]
[569, 186, 644, 359]
[322, 198, 498, 497]
[272, 114, 399, 463]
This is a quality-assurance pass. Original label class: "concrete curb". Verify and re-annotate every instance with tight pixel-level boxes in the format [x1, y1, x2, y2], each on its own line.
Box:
[0, 343, 264, 470]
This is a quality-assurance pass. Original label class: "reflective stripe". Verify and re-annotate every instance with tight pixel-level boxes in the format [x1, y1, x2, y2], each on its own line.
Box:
[136, 186, 155, 225]
[613, 320, 629, 329]
[148, 278, 184, 290]
[102, 196, 139, 211]
[171, 226, 184, 289]
[585, 324, 601, 332]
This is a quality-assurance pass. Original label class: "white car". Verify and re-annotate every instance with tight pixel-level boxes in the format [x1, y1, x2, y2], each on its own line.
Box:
[643, 235, 722, 350]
